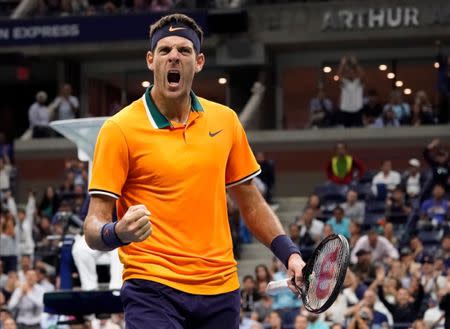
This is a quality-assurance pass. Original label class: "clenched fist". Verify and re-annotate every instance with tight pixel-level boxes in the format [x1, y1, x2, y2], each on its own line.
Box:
[115, 204, 152, 244]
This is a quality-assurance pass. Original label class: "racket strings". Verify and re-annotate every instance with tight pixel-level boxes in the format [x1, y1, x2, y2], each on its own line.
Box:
[304, 238, 345, 310]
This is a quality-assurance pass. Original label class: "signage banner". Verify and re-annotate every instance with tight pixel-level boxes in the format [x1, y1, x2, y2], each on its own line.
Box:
[0, 11, 207, 47]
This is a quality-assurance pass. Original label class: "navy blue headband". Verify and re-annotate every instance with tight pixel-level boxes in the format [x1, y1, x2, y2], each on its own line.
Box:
[150, 23, 201, 53]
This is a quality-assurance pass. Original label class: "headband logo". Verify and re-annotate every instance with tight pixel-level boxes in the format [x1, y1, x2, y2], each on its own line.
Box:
[169, 26, 186, 32]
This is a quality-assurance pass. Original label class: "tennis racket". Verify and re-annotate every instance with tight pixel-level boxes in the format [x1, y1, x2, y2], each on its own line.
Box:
[266, 234, 350, 314]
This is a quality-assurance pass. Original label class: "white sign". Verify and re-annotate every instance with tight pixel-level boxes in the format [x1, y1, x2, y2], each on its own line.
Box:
[322, 7, 420, 30]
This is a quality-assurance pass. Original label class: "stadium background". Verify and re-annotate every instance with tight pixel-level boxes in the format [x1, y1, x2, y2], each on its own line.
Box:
[0, 0, 449, 328]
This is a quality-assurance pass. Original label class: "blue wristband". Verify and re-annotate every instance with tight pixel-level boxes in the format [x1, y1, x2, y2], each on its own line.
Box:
[270, 234, 301, 269]
[101, 222, 129, 249]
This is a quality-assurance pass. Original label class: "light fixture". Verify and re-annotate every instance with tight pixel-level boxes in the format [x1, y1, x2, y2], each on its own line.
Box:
[434, 62, 440, 69]
[395, 80, 403, 87]
[387, 72, 395, 79]
[323, 66, 332, 73]
[218, 77, 227, 85]
[333, 75, 339, 81]
[141, 81, 150, 88]
[404, 88, 412, 95]
[379, 64, 387, 71]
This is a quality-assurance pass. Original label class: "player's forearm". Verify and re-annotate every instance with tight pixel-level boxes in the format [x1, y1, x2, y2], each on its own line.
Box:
[235, 189, 284, 247]
[84, 215, 113, 251]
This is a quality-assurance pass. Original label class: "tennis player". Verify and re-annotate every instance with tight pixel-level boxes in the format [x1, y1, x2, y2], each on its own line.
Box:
[84, 13, 305, 328]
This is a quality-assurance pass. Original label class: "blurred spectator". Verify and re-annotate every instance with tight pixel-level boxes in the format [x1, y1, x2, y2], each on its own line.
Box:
[409, 236, 426, 264]
[289, 223, 301, 246]
[349, 221, 362, 248]
[348, 305, 374, 329]
[375, 267, 424, 325]
[382, 222, 398, 248]
[296, 207, 324, 246]
[268, 311, 282, 329]
[351, 249, 376, 286]
[423, 288, 446, 329]
[240, 306, 260, 329]
[362, 89, 383, 126]
[305, 194, 323, 219]
[251, 291, 273, 324]
[305, 311, 329, 329]
[8, 270, 44, 329]
[0, 271, 19, 304]
[91, 315, 122, 329]
[410, 90, 435, 126]
[402, 158, 422, 200]
[326, 206, 350, 238]
[255, 152, 276, 204]
[49, 83, 79, 120]
[435, 235, 450, 270]
[439, 291, 450, 329]
[423, 139, 450, 193]
[0, 133, 13, 164]
[294, 315, 308, 329]
[308, 88, 334, 128]
[386, 187, 412, 218]
[420, 255, 447, 297]
[371, 160, 401, 199]
[241, 275, 260, 313]
[36, 266, 54, 293]
[0, 153, 12, 192]
[419, 184, 449, 226]
[2, 317, 17, 329]
[10, 193, 36, 258]
[371, 107, 400, 128]
[254, 264, 272, 285]
[351, 229, 399, 264]
[347, 289, 390, 327]
[38, 186, 60, 218]
[337, 55, 365, 127]
[322, 224, 334, 238]
[0, 212, 18, 273]
[28, 91, 52, 138]
[384, 90, 411, 124]
[0, 261, 7, 287]
[326, 142, 365, 185]
[17, 255, 32, 284]
[341, 190, 365, 224]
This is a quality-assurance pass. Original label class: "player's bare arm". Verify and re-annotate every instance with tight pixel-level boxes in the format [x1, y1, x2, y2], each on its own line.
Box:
[228, 180, 305, 291]
[84, 195, 152, 251]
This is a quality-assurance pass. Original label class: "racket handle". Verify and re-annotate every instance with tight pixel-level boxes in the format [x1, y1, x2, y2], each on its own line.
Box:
[266, 278, 291, 295]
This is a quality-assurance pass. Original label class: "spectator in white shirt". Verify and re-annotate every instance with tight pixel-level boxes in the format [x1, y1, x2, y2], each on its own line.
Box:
[28, 91, 51, 138]
[337, 55, 365, 127]
[8, 270, 45, 329]
[351, 229, 399, 264]
[0, 154, 12, 192]
[371, 160, 401, 198]
[296, 207, 324, 245]
[402, 158, 422, 200]
[341, 190, 365, 224]
[49, 83, 79, 120]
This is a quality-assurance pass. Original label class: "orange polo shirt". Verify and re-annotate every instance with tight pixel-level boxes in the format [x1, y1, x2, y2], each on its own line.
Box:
[89, 87, 260, 295]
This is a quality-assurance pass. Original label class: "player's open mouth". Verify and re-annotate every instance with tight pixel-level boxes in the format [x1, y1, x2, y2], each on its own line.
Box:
[167, 70, 181, 87]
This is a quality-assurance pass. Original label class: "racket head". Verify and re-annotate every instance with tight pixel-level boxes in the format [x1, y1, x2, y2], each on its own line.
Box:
[297, 234, 350, 314]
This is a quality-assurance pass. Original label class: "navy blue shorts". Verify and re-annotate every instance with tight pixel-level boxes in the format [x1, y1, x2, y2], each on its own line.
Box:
[120, 279, 240, 329]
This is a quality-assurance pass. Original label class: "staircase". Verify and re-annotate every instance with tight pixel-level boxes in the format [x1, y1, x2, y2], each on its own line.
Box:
[237, 196, 307, 281]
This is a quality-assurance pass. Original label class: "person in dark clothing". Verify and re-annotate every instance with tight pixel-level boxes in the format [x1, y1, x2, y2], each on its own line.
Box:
[375, 267, 424, 325]
[362, 89, 383, 126]
[439, 292, 450, 329]
[256, 152, 276, 204]
[240, 275, 260, 313]
[423, 139, 450, 193]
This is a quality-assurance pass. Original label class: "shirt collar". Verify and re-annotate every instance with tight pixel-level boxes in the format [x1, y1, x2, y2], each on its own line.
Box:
[142, 85, 203, 129]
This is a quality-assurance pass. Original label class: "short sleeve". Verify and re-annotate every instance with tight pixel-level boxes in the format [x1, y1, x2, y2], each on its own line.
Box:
[225, 111, 260, 187]
[89, 120, 129, 199]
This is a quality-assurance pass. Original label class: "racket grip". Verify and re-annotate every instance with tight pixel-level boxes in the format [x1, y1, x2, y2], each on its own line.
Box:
[266, 278, 291, 295]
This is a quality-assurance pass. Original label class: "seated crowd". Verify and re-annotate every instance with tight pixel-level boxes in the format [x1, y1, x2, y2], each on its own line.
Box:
[238, 140, 450, 329]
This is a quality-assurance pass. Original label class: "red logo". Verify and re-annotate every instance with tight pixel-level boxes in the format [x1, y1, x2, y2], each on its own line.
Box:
[315, 247, 339, 299]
